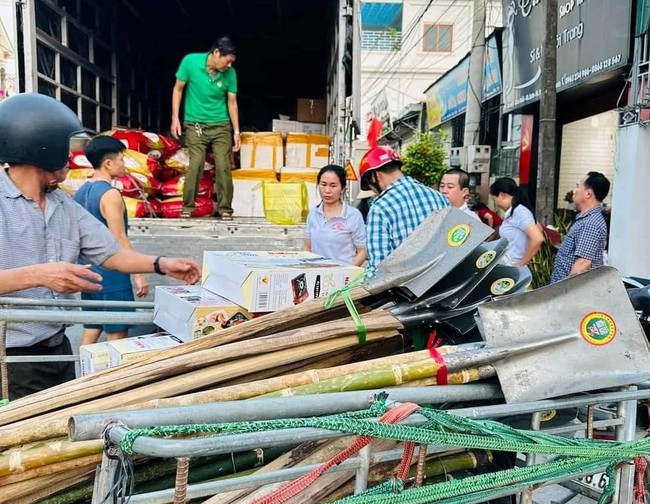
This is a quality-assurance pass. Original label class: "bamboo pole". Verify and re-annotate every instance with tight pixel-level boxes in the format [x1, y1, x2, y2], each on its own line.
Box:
[258, 358, 467, 397]
[0, 439, 102, 477]
[0, 330, 399, 447]
[0, 454, 100, 486]
[0, 311, 399, 427]
[106, 348, 451, 411]
[0, 465, 93, 503]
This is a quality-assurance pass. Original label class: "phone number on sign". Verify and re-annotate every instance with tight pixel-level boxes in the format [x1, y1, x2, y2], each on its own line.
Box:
[559, 53, 624, 87]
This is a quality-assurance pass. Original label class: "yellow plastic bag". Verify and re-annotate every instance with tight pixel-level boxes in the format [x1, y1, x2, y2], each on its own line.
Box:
[261, 180, 308, 225]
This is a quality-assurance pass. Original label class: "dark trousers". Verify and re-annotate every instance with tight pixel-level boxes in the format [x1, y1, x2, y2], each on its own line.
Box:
[183, 122, 234, 215]
[3, 333, 76, 400]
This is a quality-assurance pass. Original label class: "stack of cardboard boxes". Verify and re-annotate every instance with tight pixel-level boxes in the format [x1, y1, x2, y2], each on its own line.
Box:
[80, 251, 363, 376]
[232, 98, 329, 219]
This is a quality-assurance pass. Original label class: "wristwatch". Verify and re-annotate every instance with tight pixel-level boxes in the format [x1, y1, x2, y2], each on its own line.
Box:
[153, 256, 166, 275]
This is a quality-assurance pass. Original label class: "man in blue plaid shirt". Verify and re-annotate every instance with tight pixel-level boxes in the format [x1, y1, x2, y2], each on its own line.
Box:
[359, 146, 449, 276]
[551, 171, 610, 283]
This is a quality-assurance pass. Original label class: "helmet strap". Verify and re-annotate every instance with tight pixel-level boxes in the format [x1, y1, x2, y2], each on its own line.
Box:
[369, 172, 382, 194]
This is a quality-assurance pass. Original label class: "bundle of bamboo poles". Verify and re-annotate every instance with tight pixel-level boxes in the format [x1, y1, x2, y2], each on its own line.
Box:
[0, 294, 491, 503]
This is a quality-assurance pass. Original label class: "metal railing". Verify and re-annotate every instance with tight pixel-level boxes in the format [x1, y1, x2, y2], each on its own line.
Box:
[0, 297, 155, 399]
[78, 386, 649, 504]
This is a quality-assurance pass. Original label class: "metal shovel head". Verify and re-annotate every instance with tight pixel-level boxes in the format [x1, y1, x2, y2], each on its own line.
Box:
[434, 238, 510, 309]
[478, 266, 650, 403]
[370, 207, 494, 301]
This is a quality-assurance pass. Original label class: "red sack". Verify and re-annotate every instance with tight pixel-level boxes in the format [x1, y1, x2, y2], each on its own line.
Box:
[156, 196, 215, 218]
[115, 173, 160, 198]
[159, 134, 181, 160]
[123, 196, 159, 218]
[69, 151, 93, 170]
[109, 129, 165, 158]
[159, 175, 213, 199]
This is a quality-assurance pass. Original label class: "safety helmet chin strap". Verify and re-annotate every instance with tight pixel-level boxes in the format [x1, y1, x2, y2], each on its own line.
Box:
[368, 171, 382, 194]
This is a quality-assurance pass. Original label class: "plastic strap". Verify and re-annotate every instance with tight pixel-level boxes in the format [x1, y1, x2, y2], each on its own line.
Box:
[429, 347, 448, 385]
[324, 271, 368, 344]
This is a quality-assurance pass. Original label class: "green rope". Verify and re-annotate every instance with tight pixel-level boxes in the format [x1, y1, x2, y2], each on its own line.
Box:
[0, 399, 8, 407]
[324, 271, 368, 344]
[335, 458, 619, 504]
[118, 397, 640, 503]
[120, 407, 650, 461]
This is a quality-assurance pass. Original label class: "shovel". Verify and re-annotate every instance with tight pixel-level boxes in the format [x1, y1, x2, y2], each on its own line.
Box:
[388, 264, 531, 336]
[387, 238, 510, 316]
[371, 207, 494, 301]
[258, 209, 493, 336]
[476, 266, 650, 403]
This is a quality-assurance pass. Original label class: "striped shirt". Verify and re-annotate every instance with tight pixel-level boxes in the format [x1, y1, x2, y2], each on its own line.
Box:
[366, 176, 450, 276]
[0, 168, 120, 347]
[551, 206, 607, 283]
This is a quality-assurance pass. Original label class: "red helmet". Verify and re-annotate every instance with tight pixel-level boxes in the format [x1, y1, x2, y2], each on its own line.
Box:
[359, 146, 402, 190]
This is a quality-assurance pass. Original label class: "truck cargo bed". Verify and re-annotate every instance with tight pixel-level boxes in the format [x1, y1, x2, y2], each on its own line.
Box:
[129, 217, 305, 296]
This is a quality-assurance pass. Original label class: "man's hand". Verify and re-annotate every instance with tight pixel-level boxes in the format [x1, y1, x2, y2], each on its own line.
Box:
[33, 263, 103, 293]
[134, 274, 150, 298]
[233, 132, 241, 152]
[159, 258, 201, 284]
[170, 118, 182, 140]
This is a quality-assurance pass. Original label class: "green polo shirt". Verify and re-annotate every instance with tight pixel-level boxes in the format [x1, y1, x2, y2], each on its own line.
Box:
[176, 52, 238, 124]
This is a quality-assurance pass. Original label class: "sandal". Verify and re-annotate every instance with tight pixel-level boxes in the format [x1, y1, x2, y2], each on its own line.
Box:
[179, 211, 192, 218]
[220, 213, 233, 221]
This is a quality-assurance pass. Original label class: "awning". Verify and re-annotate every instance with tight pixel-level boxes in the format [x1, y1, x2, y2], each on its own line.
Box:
[636, 0, 650, 37]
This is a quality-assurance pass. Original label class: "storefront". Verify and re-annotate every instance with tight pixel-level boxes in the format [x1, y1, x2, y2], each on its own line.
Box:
[498, 0, 633, 212]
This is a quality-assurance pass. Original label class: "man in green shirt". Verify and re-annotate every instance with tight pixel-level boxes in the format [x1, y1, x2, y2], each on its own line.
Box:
[171, 37, 241, 220]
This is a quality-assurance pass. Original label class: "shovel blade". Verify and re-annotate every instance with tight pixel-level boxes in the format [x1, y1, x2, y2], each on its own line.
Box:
[478, 266, 650, 403]
[370, 207, 494, 301]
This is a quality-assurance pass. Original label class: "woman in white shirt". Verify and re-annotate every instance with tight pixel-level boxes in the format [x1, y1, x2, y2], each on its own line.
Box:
[489, 177, 544, 267]
[305, 165, 367, 266]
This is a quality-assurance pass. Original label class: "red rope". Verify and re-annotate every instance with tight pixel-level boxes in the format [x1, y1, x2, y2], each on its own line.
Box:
[250, 402, 421, 504]
[634, 456, 647, 504]
[395, 441, 416, 482]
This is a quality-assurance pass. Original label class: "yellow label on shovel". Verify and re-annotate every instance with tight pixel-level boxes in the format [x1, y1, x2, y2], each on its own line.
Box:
[447, 224, 471, 247]
[491, 278, 515, 295]
[580, 312, 617, 346]
[476, 250, 497, 269]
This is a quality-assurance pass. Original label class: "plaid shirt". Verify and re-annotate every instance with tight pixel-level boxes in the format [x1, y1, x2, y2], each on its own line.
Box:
[551, 206, 607, 283]
[366, 176, 450, 276]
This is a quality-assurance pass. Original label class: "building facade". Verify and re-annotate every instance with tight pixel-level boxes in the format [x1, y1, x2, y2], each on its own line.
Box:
[360, 0, 503, 137]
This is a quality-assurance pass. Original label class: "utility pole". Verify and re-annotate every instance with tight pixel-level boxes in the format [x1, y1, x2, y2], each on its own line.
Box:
[463, 0, 486, 147]
[535, 0, 558, 225]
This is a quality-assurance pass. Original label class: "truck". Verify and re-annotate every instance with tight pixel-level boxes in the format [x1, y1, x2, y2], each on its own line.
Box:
[0, 0, 364, 290]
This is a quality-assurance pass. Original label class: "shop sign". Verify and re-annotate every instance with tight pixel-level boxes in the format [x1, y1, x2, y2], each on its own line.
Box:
[425, 34, 502, 130]
[371, 89, 393, 137]
[502, 0, 632, 112]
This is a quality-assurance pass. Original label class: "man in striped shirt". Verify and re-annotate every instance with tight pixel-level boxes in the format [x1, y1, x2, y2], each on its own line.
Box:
[359, 146, 449, 276]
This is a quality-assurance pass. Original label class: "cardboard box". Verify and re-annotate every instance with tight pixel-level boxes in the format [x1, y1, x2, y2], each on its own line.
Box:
[298, 122, 327, 135]
[154, 285, 252, 342]
[284, 133, 330, 169]
[240, 132, 284, 171]
[271, 119, 300, 138]
[202, 251, 364, 312]
[107, 334, 183, 367]
[79, 342, 111, 377]
[296, 98, 326, 123]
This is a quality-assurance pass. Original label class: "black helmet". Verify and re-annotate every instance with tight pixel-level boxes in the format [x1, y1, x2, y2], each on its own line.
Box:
[0, 93, 88, 172]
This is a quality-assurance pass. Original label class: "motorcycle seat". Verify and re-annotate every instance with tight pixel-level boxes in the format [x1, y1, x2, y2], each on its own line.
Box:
[627, 285, 650, 313]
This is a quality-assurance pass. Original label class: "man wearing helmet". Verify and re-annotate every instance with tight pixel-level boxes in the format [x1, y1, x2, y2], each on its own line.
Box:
[359, 146, 449, 276]
[0, 93, 202, 399]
